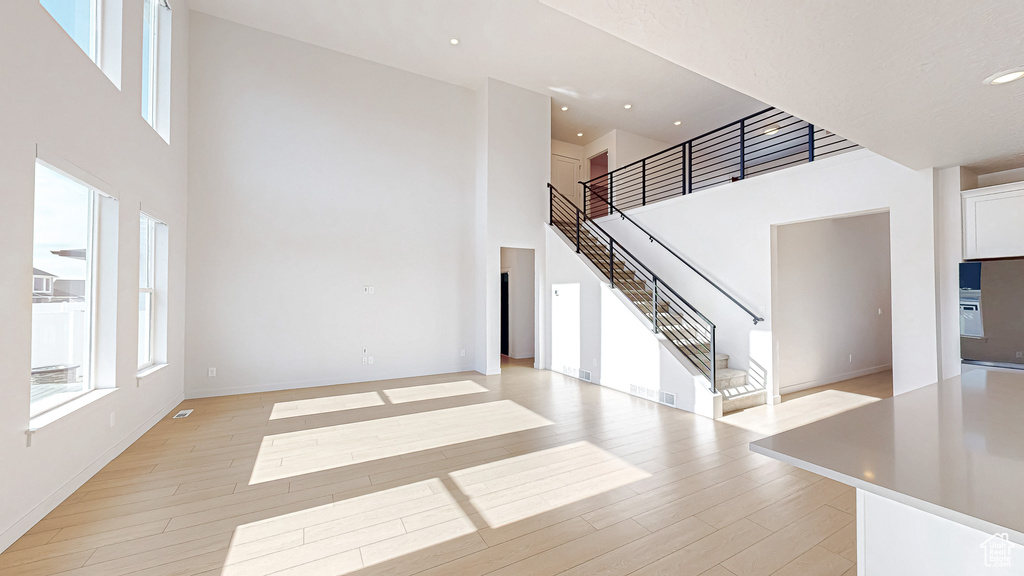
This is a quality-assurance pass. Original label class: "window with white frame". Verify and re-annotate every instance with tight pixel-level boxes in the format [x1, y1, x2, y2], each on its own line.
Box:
[31, 162, 101, 416]
[40, 0, 97, 61]
[138, 212, 167, 371]
[142, 0, 171, 136]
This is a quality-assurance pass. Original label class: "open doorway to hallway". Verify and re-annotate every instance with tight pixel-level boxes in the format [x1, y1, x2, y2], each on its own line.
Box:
[500, 247, 536, 364]
[587, 151, 609, 219]
[771, 211, 894, 401]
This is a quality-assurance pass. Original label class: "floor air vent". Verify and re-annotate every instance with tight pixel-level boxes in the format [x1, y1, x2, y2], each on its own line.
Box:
[660, 391, 677, 407]
[172, 409, 194, 419]
[579, 370, 592, 382]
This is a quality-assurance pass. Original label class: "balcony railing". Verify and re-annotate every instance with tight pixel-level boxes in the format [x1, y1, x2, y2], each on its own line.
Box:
[583, 107, 858, 217]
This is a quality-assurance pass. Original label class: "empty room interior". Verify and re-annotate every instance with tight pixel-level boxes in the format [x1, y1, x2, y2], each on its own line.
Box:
[3, 1, 1024, 575]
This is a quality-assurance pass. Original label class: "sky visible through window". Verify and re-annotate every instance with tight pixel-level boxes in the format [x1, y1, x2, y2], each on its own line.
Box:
[33, 164, 89, 282]
[142, 0, 154, 124]
[39, 0, 93, 58]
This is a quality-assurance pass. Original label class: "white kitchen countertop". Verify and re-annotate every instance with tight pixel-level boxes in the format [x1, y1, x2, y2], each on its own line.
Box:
[750, 366, 1024, 543]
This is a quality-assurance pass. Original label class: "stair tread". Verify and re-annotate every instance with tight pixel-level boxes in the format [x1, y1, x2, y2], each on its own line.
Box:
[715, 368, 748, 379]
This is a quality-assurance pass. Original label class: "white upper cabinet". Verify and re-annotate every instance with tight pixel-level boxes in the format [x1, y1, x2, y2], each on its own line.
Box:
[963, 182, 1024, 260]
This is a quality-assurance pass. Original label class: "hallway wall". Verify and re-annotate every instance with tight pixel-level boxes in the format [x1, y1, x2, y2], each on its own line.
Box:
[774, 212, 893, 393]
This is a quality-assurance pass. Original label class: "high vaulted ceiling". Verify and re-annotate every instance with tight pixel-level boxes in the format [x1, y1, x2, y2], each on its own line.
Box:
[539, 0, 1024, 173]
[187, 0, 766, 147]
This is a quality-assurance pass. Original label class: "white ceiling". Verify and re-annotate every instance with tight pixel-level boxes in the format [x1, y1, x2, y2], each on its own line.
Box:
[539, 0, 1024, 173]
[186, 0, 766, 147]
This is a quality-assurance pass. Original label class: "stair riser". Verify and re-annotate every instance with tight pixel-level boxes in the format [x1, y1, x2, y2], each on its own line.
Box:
[723, 391, 766, 414]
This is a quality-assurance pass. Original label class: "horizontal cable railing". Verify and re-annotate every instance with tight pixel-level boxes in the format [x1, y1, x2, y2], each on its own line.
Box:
[549, 184, 717, 391]
[583, 107, 859, 216]
[583, 182, 763, 325]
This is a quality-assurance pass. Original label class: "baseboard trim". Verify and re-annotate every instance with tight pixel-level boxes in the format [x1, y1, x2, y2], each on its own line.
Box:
[780, 364, 892, 395]
[185, 365, 478, 399]
[0, 392, 185, 553]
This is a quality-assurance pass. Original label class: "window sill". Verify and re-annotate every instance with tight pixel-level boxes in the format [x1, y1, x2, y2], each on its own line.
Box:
[137, 363, 169, 380]
[28, 388, 118, 433]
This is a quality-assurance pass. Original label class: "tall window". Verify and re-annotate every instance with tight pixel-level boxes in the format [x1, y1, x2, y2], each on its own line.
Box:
[138, 212, 167, 372]
[40, 0, 97, 61]
[141, 0, 158, 126]
[139, 214, 156, 369]
[142, 0, 171, 132]
[31, 163, 97, 416]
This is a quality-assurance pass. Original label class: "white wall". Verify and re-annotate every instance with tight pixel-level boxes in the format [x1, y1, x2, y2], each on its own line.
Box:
[615, 130, 673, 168]
[975, 166, 1024, 189]
[544, 227, 717, 417]
[933, 166, 974, 380]
[774, 213, 893, 393]
[581, 129, 672, 181]
[0, 0, 190, 550]
[598, 150, 945, 399]
[186, 14, 477, 397]
[475, 79, 551, 374]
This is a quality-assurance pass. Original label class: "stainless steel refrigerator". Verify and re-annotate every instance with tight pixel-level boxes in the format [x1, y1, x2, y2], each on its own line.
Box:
[960, 259, 1024, 369]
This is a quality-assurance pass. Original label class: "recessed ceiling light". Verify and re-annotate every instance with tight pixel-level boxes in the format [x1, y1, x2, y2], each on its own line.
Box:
[674, 121, 681, 126]
[623, 104, 632, 109]
[450, 38, 460, 45]
[561, 106, 568, 111]
[985, 68, 1024, 85]
[764, 124, 780, 135]
[577, 133, 583, 137]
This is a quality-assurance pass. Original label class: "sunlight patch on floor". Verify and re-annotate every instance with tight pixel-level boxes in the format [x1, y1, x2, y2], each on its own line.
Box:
[250, 400, 553, 484]
[719, 389, 881, 436]
[269, 391, 385, 420]
[449, 441, 650, 528]
[383, 380, 489, 404]
[222, 478, 476, 576]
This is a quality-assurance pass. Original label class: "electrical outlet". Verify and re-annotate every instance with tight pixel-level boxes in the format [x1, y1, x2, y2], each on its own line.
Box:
[369, 286, 375, 294]
[362, 357, 367, 365]
[460, 349, 466, 357]
[878, 307, 883, 315]
[368, 356, 374, 364]
[1017, 351, 1023, 359]
[208, 367, 216, 377]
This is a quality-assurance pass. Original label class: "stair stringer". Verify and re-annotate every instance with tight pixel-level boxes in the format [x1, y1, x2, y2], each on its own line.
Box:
[547, 225, 723, 419]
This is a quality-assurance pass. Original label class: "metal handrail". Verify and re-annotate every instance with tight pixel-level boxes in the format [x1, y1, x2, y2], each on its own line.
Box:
[582, 106, 855, 196]
[581, 182, 764, 325]
[549, 184, 718, 392]
[548, 185, 714, 327]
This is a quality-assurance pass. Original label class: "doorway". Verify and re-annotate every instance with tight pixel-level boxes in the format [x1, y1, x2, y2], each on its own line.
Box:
[499, 247, 536, 361]
[552, 154, 582, 207]
[772, 211, 893, 397]
[501, 272, 509, 356]
[588, 151, 609, 219]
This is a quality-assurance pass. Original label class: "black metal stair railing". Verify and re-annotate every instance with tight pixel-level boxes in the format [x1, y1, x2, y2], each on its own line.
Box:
[582, 106, 858, 218]
[583, 182, 764, 325]
[549, 184, 718, 391]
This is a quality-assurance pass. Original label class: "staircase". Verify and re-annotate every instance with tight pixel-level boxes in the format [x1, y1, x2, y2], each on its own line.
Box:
[549, 185, 766, 414]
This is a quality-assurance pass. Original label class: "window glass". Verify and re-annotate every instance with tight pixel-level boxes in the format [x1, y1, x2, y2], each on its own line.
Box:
[40, 0, 95, 60]
[142, 0, 158, 126]
[138, 214, 158, 369]
[32, 163, 95, 415]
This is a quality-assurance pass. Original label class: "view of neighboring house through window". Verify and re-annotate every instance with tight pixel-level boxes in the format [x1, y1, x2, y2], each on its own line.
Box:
[39, 0, 97, 61]
[31, 162, 96, 416]
[139, 214, 156, 369]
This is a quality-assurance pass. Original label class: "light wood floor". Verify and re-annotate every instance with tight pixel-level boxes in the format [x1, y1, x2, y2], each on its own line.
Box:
[0, 363, 892, 576]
